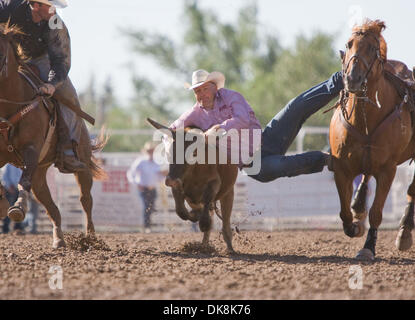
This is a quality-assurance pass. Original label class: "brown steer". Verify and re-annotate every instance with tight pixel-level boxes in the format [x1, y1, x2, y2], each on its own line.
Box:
[147, 118, 238, 253]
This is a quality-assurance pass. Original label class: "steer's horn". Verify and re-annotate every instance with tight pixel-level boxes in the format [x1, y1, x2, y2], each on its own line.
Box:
[147, 118, 170, 131]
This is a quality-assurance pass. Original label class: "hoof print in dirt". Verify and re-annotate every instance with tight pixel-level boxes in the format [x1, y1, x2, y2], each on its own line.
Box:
[181, 241, 217, 255]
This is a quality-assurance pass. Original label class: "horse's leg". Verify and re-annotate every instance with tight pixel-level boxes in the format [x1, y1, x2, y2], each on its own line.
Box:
[220, 189, 235, 254]
[334, 167, 365, 238]
[351, 174, 371, 221]
[74, 170, 95, 236]
[395, 169, 415, 251]
[31, 166, 65, 248]
[356, 166, 397, 261]
[7, 145, 39, 222]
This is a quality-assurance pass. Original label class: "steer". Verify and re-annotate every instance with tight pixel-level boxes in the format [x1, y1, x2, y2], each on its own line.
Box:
[147, 118, 239, 253]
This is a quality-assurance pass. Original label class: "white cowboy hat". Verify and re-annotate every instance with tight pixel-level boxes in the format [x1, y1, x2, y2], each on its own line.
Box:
[184, 69, 226, 90]
[143, 141, 158, 152]
[28, 0, 68, 8]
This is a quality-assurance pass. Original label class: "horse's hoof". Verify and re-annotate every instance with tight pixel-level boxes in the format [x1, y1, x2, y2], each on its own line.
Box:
[353, 222, 366, 238]
[355, 248, 375, 261]
[52, 239, 66, 249]
[344, 222, 365, 238]
[352, 210, 368, 222]
[7, 206, 25, 222]
[395, 228, 413, 251]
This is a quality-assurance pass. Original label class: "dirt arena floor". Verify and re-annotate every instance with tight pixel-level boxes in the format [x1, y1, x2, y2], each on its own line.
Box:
[0, 229, 414, 300]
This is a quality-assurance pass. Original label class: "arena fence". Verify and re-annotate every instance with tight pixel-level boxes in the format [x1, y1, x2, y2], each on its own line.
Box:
[1, 128, 412, 233]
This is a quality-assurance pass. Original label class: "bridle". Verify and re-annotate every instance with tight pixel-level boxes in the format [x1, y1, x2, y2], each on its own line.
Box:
[342, 31, 383, 95]
[340, 31, 385, 124]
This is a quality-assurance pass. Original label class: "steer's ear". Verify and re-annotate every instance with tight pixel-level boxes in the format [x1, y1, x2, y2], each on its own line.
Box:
[413, 67, 415, 81]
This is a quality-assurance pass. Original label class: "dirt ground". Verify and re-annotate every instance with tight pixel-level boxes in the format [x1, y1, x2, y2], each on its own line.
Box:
[0, 229, 414, 300]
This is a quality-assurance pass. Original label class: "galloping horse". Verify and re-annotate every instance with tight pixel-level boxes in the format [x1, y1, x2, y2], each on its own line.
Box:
[329, 19, 415, 260]
[0, 24, 107, 248]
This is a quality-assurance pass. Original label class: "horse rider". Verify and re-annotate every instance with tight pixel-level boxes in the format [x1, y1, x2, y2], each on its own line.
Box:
[0, 0, 92, 172]
[170, 69, 344, 182]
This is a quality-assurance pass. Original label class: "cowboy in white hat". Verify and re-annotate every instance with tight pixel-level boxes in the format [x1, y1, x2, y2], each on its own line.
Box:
[0, 0, 92, 173]
[170, 69, 261, 170]
[170, 69, 262, 160]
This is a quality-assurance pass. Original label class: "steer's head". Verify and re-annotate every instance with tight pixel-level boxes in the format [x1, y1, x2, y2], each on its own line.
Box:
[147, 118, 204, 189]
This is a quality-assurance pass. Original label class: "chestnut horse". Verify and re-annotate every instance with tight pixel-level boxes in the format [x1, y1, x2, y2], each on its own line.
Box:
[329, 19, 415, 260]
[0, 25, 107, 248]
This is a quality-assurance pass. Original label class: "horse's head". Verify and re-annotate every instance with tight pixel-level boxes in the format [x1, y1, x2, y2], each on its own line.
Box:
[341, 19, 387, 94]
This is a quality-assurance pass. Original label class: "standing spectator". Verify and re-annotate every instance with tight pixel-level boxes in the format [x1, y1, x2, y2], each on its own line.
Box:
[127, 142, 166, 233]
[1, 164, 24, 235]
[24, 193, 39, 234]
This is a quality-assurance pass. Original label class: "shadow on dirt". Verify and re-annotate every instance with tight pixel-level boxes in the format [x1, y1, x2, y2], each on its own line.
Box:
[143, 250, 415, 265]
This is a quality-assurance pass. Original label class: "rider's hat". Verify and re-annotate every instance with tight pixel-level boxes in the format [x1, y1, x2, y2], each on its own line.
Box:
[184, 69, 226, 90]
[28, 0, 68, 8]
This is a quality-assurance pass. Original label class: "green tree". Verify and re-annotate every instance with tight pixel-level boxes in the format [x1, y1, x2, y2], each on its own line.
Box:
[123, 0, 342, 151]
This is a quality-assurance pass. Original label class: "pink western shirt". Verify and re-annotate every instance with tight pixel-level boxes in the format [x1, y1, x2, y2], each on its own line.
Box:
[170, 88, 262, 166]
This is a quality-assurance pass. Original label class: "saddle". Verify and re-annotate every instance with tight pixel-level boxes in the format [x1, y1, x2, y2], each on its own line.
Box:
[385, 60, 415, 89]
[384, 60, 415, 127]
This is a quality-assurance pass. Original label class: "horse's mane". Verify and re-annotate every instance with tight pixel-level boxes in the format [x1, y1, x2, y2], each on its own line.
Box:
[352, 19, 387, 61]
[0, 22, 30, 63]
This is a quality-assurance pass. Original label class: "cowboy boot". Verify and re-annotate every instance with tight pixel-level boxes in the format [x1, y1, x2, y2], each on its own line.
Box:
[56, 104, 87, 173]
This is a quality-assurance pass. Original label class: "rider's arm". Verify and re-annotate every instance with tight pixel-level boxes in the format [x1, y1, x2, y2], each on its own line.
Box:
[46, 16, 71, 89]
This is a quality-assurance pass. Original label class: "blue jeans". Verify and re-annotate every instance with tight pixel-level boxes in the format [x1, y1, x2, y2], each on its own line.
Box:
[139, 188, 157, 229]
[248, 72, 344, 182]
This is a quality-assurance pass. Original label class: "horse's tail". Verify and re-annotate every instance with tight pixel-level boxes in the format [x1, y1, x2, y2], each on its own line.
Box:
[89, 126, 109, 180]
